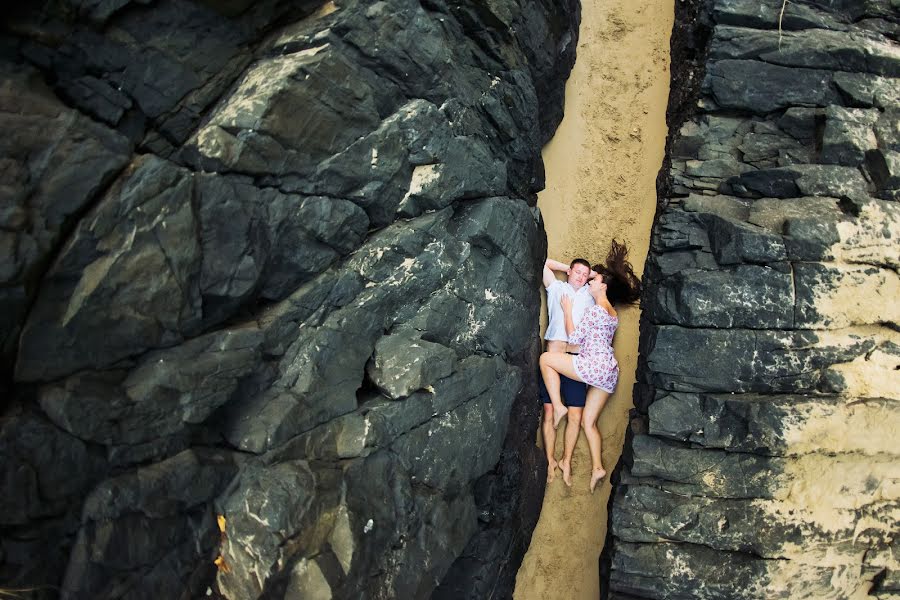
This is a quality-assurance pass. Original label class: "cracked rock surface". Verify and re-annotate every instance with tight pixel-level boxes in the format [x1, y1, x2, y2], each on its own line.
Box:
[0, 0, 579, 597]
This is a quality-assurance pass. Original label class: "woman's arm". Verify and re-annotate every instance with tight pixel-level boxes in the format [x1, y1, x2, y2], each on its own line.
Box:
[568, 305, 595, 346]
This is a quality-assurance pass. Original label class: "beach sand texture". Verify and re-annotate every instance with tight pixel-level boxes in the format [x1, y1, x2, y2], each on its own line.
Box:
[514, 0, 673, 598]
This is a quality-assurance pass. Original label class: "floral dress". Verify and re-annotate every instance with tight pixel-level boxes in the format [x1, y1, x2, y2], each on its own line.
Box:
[568, 305, 619, 393]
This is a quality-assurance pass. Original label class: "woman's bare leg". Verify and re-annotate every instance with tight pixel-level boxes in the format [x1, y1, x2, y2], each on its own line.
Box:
[582, 386, 612, 493]
[559, 407, 582, 487]
[539, 352, 583, 429]
[542, 403, 558, 482]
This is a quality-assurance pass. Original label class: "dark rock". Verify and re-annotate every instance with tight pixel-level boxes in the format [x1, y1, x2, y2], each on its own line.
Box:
[776, 107, 820, 143]
[646, 325, 874, 393]
[728, 164, 869, 198]
[0, 410, 105, 526]
[821, 105, 879, 166]
[3, 0, 575, 597]
[648, 392, 895, 456]
[711, 0, 851, 31]
[196, 174, 369, 320]
[608, 539, 867, 600]
[367, 333, 457, 399]
[38, 327, 262, 446]
[274, 356, 507, 461]
[866, 148, 900, 199]
[833, 71, 900, 109]
[711, 25, 900, 77]
[0, 65, 131, 359]
[608, 1, 900, 596]
[683, 194, 751, 221]
[214, 459, 324, 600]
[704, 214, 787, 264]
[706, 59, 841, 114]
[647, 263, 793, 329]
[16, 155, 202, 382]
[182, 44, 397, 179]
[874, 107, 900, 151]
[61, 449, 240, 600]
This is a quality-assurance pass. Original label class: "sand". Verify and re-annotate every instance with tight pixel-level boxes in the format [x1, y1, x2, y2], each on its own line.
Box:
[513, 1, 673, 598]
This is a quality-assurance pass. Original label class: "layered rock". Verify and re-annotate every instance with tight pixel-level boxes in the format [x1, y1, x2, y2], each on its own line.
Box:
[0, 0, 579, 598]
[605, 1, 900, 599]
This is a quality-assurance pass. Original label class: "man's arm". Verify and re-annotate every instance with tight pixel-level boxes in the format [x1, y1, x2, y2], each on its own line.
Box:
[543, 258, 569, 288]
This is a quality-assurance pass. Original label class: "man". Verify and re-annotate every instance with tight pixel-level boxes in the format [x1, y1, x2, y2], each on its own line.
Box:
[540, 257, 596, 486]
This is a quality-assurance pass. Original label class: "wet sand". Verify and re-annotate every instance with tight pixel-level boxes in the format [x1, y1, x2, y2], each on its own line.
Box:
[514, 0, 673, 598]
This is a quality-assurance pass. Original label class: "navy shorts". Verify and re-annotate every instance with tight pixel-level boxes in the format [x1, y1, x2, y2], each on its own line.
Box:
[538, 368, 587, 408]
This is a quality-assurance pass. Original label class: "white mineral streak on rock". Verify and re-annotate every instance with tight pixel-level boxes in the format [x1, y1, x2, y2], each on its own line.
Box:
[405, 163, 442, 200]
[197, 47, 329, 163]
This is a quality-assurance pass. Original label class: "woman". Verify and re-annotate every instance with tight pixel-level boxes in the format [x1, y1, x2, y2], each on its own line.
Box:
[539, 240, 641, 492]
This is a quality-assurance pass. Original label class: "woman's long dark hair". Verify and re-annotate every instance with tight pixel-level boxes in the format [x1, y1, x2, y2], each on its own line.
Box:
[593, 239, 642, 305]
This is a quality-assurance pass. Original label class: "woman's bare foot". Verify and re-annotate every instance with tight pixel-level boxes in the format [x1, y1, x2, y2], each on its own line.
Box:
[547, 459, 559, 483]
[552, 406, 568, 429]
[590, 467, 607, 494]
[560, 459, 573, 487]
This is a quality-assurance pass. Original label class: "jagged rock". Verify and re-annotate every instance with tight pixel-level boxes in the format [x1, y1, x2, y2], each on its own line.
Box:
[704, 214, 787, 264]
[648, 392, 898, 456]
[608, 1, 900, 597]
[0, 65, 131, 359]
[711, 0, 852, 31]
[794, 262, 900, 328]
[62, 449, 241, 600]
[195, 174, 370, 322]
[866, 148, 900, 199]
[711, 25, 900, 77]
[38, 327, 263, 446]
[728, 163, 869, 198]
[274, 356, 508, 461]
[706, 59, 842, 114]
[821, 105, 879, 165]
[16, 156, 202, 382]
[646, 325, 875, 393]
[3, 0, 572, 597]
[214, 459, 327, 600]
[0, 411, 105, 527]
[646, 264, 793, 329]
[367, 334, 457, 399]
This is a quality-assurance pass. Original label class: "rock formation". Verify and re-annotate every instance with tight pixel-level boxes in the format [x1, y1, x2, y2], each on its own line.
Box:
[0, 0, 579, 598]
[604, 1, 899, 598]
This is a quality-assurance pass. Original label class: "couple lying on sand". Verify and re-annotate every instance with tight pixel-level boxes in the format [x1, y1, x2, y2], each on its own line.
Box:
[539, 240, 641, 493]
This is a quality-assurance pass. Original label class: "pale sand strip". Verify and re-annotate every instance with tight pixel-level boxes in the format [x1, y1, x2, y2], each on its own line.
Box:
[514, 1, 673, 598]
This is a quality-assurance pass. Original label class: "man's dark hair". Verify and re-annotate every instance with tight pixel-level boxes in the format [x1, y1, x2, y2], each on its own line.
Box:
[570, 258, 591, 271]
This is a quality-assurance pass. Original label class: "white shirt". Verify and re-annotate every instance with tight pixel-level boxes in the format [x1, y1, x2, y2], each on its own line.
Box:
[544, 280, 595, 342]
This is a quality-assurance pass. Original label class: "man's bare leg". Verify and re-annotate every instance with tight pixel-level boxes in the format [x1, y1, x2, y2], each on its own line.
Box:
[542, 403, 558, 482]
[582, 386, 612, 493]
[539, 352, 581, 428]
[559, 406, 582, 487]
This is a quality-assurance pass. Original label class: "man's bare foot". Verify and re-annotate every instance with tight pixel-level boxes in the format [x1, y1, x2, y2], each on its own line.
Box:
[547, 459, 559, 483]
[560, 459, 572, 487]
[590, 467, 607, 494]
[552, 406, 568, 429]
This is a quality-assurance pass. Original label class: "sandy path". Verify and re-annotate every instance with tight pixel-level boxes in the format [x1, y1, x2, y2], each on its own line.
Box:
[514, 1, 673, 598]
